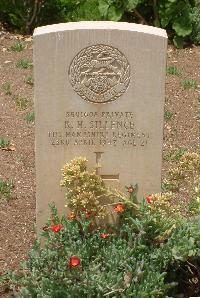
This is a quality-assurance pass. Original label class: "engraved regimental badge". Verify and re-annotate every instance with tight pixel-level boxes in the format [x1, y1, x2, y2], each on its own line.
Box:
[69, 44, 130, 104]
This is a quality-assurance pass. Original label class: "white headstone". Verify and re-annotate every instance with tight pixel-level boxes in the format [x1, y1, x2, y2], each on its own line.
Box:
[34, 21, 167, 230]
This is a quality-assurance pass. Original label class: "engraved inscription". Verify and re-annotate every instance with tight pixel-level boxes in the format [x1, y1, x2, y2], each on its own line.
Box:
[48, 111, 150, 148]
[69, 44, 130, 103]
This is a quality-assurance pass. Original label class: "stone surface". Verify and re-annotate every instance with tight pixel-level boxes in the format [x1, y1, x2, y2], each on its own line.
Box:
[34, 21, 167, 230]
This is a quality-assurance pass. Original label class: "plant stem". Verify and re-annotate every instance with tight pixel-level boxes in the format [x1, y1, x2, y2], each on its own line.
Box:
[152, 0, 160, 27]
[132, 9, 148, 25]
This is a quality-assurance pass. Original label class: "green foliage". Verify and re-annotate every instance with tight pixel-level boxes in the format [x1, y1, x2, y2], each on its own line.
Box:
[25, 112, 35, 124]
[188, 198, 200, 216]
[5, 203, 200, 297]
[164, 110, 173, 121]
[0, 0, 43, 33]
[161, 181, 174, 192]
[0, 0, 199, 47]
[0, 138, 10, 149]
[3, 156, 200, 297]
[16, 59, 33, 69]
[182, 79, 199, 89]
[24, 75, 34, 86]
[164, 148, 187, 162]
[73, 0, 102, 21]
[167, 217, 200, 261]
[10, 41, 25, 52]
[188, 177, 200, 216]
[0, 179, 14, 201]
[190, 2, 200, 44]
[167, 66, 181, 76]
[162, 217, 200, 297]
[16, 98, 30, 110]
[2, 82, 12, 95]
[164, 152, 200, 193]
[98, 0, 123, 21]
[173, 35, 184, 49]
[158, 0, 193, 43]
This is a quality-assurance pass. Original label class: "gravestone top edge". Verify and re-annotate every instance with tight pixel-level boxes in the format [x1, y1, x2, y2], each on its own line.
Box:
[33, 21, 167, 38]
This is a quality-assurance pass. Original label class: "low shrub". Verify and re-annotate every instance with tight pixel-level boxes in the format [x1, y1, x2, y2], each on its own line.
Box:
[0, 179, 14, 201]
[2, 157, 200, 297]
[4, 203, 200, 297]
[191, 2, 200, 45]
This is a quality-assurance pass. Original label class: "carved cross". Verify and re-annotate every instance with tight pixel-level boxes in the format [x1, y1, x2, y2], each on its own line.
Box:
[94, 152, 119, 180]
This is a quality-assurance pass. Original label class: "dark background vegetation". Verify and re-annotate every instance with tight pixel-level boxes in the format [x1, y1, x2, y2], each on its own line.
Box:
[0, 0, 200, 47]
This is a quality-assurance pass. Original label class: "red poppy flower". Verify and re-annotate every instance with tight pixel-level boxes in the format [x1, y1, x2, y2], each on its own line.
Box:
[69, 256, 81, 267]
[146, 195, 153, 204]
[100, 233, 110, 239]
[51, 224, 63, 233]
[114, 203, 125, 213]
[68, 212, 76, 220]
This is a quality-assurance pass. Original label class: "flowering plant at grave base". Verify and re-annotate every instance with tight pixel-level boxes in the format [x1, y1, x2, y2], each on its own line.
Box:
[60, 157, 138, 220]
[5, 202, 200, 297]
[145, 192, 181, 219]
[60, 157, 108, 218]
[3, 155, 200, 297]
